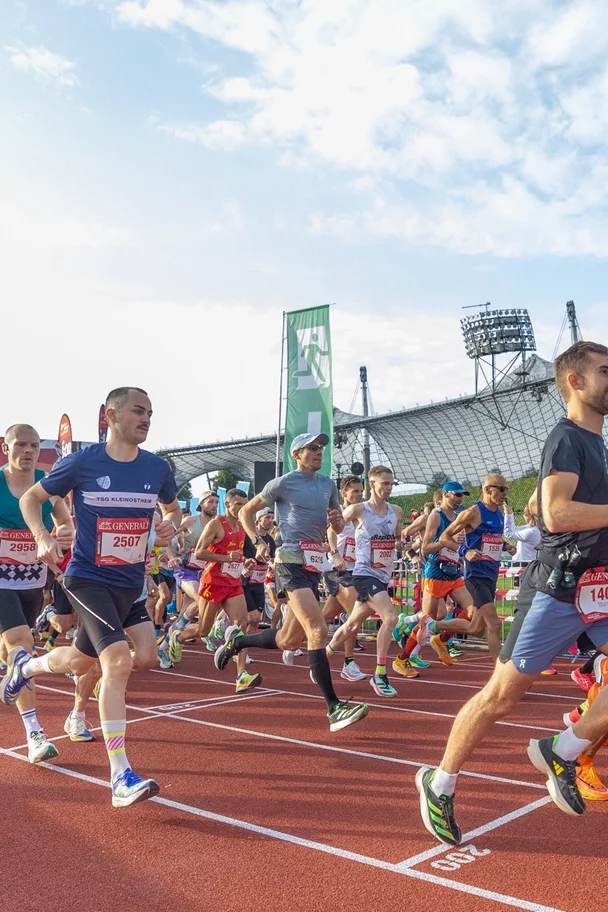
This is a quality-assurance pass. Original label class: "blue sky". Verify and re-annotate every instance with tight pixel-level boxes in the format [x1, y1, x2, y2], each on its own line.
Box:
[1, 0, 607, 453]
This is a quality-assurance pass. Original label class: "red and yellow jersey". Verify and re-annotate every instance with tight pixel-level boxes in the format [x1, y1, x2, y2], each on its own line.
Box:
[200, 517, 245, 587]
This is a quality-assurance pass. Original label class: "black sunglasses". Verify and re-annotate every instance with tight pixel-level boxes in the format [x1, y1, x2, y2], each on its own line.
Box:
[487, 484, 509, 493]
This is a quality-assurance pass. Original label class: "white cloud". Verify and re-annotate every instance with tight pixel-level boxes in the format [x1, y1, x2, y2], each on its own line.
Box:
[5, 44, 80, 88]
[105, 0, 608, 257]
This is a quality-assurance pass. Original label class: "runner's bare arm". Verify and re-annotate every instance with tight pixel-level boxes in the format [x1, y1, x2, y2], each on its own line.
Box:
[342, 502, 364, 526]
[542, 469, 608, 532]
[402, 514, 427, 540]
[50, 495, 75, 551]
[19, 482, 64, 568]
[156, 499, 181, 546]
[194, 517, 238, 563]
[393, 505, 403, 548]
[421, 510, 442, 557]
[239, 494, 266, 542]
[528, 488, 538, 518]
[438, 504, 481, 556]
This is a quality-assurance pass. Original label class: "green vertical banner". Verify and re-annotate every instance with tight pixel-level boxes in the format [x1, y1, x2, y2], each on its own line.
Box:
[284, 305, 334, 476]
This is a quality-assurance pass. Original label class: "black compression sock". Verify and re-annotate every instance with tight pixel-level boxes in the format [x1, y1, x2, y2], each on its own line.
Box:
[235, 626, 279, 652]
[580, 651, 599, 675]
[308, 648, 339, 712]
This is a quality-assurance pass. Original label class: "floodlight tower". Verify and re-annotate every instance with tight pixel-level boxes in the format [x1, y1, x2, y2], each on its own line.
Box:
[566, 300, 583, 344]
[360, 366, 371, 492]
[461, 303, 537, 396]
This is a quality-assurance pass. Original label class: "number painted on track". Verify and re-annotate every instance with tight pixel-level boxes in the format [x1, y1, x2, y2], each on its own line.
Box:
[430, 844, 491, 872]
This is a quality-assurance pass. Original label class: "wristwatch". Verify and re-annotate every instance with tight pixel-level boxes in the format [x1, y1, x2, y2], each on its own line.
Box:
[250, 534, 262, 546]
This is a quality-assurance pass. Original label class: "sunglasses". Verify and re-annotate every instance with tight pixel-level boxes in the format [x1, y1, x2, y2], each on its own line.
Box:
[450, 492, 465, 498]
[487, 485, 509, 493]
[301, 443, 324, 451]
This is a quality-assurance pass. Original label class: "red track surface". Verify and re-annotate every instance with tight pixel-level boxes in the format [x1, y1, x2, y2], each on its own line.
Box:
[2, 643, 605, 912]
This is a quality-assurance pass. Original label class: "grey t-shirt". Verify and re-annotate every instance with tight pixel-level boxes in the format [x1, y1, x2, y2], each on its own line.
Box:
[260, 470, 339, 563]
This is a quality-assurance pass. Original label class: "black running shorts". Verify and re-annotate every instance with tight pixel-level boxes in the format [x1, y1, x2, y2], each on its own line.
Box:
[0, 588, 44, 634]
[465, 576, 498, 609]
[64, 576, 148, 658]
[244, 582, 265, 613]
[274, 563, 320, 600]
[323, 569, 354, 597]
[52, 581, 74, 616]
[352, 575, 388, 603]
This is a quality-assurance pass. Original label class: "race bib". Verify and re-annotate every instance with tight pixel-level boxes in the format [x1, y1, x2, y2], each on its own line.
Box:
[300, 541, 330, 574]
[250, 567, 267, 585]
[96, 518, 150, 566]
[439, 546, 459, 566]
[187, 547, 206, 570]
[371, 539, 396, 570]
[221, 561, 244, 579]
[575, 568, 608, 624]
[343, 537, 356, 565]
[481, 533, 503, 561]
[0, 529, 38, 565]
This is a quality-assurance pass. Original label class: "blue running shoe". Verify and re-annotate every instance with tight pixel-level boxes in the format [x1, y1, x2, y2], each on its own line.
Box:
[111, 768, 160, 808]
[0, 647, 32, 705]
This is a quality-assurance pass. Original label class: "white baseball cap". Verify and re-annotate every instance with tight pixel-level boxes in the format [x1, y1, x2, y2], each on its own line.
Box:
[290, 432, 329, 457]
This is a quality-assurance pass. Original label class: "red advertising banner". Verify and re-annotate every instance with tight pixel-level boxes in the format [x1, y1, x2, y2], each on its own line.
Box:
[58, 413, 73, 510]
[98, 404, 108, 443]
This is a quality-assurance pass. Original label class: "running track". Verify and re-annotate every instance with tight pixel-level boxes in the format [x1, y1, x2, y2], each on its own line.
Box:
[2, 644, 604, 912]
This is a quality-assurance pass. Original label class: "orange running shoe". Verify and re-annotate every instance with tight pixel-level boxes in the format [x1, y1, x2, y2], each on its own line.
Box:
[430, 634, 453, 666]
[541, 666, 557, 675]
[576, 755, 608, 801]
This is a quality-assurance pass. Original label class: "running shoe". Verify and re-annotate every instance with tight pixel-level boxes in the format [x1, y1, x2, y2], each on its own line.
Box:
[370, 673, 397, 697]
[111, 768, 160, 808]
[294, 648, 303, 657]
[66, 628, 75, 640]
[409, 654, 430, 669]
[392, 657, 419, 678]
[43, 638, 56, 652]
[563, 701, 588, 727]
[430, 635, 453, 666]
[541, 666, 557, 676]
[416, 616, 437, 647]
[246, 655, 253, 665]
[576, 755, 608, 801]
[447, 643, 463, 658]
[340, 661, 366, 682]
[93, 678, 102, 700]
[214, 625, 243, 671]
[64, 712, 95, 742]
[416, 767, 461, 846]
[203, 636, 217, 652]
[571, 667, 594, 692]
[0, 662, 6, 673]
[527, 735, 586, 816]
[158, 652, 174, 670]
[282, 650, 295, 666]
[168, 631, 183, 664]
[0, 647, 31, 705]
[27, 730, 59, 764]
[353, 640, 365, 652]
[392, 613, 412, 644]
[235, 671, 262, 692]
[327, 701, 369, 732]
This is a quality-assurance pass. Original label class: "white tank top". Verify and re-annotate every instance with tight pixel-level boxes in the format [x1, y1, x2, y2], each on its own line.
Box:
[353, 502, 397, 583]
[332, 520, 356, 567]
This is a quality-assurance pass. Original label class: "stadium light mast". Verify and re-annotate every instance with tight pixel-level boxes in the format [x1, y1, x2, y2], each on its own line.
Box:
[566, 300, 583, 344]
[461, 303, 537, 396]
[360, 365, 371, 493]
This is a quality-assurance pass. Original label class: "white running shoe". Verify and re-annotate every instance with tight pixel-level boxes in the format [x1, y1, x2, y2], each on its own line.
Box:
[246, 655, 253, 664]
[27, 730, 59, 764]
[282, 650, 295, 666]
[294, 648, 303, 657]
[66, 628, 75, 640]
[341, 661, 366, 682]
[64, 712, 95, 742]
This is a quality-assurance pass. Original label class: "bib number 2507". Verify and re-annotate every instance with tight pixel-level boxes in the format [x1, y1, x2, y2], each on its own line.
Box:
[96, 518, 150, 566]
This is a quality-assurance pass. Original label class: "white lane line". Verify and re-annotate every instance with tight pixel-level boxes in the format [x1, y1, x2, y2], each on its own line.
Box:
[396, 796, 553, 869]
[0, 748, 566, 912]
[148, 707, 547, 791]
[154, 666, 560, 733]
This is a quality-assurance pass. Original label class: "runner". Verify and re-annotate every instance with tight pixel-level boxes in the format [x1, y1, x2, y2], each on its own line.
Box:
[0, 424, 75, 761]
[434, 473, 507, 661]
[166, 488, 262, 693]
[416, 341, 608, 844]
[170, 491, 219, 641]
[214, 432, 368, 732]
[323, 475, 366, 682]
[326, 465, 402, 697]
[1, 388, 181, 806]
[242, 506, 276, 646]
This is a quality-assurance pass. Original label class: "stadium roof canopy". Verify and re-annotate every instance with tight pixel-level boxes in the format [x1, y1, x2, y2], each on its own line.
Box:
[158, 355, 584, 489]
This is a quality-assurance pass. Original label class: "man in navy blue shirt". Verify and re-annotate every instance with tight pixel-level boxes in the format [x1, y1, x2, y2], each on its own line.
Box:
[1, 388, 180, 807]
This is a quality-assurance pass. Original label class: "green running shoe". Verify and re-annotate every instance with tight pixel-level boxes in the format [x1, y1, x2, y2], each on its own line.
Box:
[416, 767, 461, 846]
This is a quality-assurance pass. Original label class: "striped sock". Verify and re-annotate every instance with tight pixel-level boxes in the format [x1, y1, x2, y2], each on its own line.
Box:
[101, 719, 130, 780]
[20, 707, 41, 736]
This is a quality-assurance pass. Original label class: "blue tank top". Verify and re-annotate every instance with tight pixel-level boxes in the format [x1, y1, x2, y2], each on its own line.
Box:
[424, 510, 462, 581]
[464, 500, 504, 580]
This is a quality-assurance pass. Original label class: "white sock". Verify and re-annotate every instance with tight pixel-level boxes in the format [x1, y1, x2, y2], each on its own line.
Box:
[72, 710, 86, 721]
[20, 708, 41, 736]
[553, 728, 591, 761]
[22, 653, 52, 679]
[430, 765, 459, 798]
